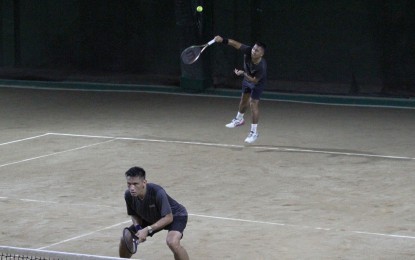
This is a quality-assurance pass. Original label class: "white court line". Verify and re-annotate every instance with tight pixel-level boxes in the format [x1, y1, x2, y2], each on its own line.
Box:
[19, 198, 115, 208]
[0, 133, 51, 146]
[4, 132, 414, 161]
[2, 133, 414, 247]
[0, 139, 116, 168]
[4, 197, 415, 241]
[352, 231, 415, 240]
[252, 146, 415, 160]
[36, 220, 132, 250]
[189, 214, 415, 240]
[47, 132, 415, 160]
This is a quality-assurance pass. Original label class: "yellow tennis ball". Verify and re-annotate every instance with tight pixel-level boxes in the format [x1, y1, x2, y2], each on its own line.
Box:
[196, 6, 203, 12]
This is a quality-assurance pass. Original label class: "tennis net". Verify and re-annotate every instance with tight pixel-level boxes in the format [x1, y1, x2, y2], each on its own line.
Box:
[0, 246, 125, 260]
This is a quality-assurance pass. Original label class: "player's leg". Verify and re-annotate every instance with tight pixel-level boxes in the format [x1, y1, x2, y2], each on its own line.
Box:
[166, 230, 189, 260]
[244, 86, 262, 143]
[165, 216, 189, 260]
[250, 98, 260, 124]
[239, 92, 251, 113]
[225, 90, 251, 128]
[249, 84, 263, 125]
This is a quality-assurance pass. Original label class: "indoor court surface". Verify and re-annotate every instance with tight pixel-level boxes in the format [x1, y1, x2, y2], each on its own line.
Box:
[0, 86, 414, 259]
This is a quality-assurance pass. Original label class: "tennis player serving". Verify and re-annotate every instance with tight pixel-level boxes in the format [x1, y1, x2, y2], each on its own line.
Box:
[119, 166, 189, 260]
[214, 35, 267, 144]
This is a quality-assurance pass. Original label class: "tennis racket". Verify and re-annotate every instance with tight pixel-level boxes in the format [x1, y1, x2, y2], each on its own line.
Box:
[181, 39, 216, 64]
[123, 227, 139, 254]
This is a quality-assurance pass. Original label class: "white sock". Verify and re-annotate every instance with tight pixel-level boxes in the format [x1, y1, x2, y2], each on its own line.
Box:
[236, 112, 244, 120]
[251, 124, 258, 133]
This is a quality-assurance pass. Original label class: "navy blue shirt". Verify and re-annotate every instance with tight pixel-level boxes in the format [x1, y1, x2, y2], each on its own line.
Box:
[240, 44, 267, 89]
[124, 183, 187, 224]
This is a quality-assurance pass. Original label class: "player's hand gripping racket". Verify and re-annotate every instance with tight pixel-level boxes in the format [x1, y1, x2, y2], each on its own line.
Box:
[181, 39, 216, 64]
[123, 227, 139, 254]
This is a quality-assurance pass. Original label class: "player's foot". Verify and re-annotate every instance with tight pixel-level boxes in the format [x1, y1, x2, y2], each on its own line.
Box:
[244, 131, 258, 144]
[225, 118, 245, 128]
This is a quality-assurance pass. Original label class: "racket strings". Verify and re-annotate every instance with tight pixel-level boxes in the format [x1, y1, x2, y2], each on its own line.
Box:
[181, 47, 202, 64]
[123, 228, 138, 254]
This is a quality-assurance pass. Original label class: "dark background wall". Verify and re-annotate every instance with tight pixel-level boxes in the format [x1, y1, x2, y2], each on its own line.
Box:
[0, 0, 414, 97]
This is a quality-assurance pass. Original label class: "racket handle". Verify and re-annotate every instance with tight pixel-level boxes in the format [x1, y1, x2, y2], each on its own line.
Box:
[135, 225, 142, 232]
[207, 39, 215, 46]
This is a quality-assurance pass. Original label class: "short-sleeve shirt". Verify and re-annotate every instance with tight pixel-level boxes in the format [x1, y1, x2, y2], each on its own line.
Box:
[124, 183, 187, 224]
[240, 44, 267, 90]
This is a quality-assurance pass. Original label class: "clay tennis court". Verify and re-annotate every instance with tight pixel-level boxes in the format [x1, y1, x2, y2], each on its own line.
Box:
[1, 86, 414, 259]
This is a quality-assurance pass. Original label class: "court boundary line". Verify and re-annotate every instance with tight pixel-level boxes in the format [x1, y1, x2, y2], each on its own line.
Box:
[1, 133, 413, 165]
[36, 220, 132, 250]
[2, 196, 415, 241]
[188, 213, 415, 240]
[0, 138, 117, 168]
[2, 133, 415, 250]
[0, 133, 50, 146]
[47, 132, 415, 161]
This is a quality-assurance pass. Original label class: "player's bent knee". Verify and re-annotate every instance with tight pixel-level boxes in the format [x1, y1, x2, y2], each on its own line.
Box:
[166, 237, 178, 247]
[166, 237, 181, 251]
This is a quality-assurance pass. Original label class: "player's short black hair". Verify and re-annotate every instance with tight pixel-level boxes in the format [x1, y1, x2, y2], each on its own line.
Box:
[125, 166, 146, 179]
[255, 41, 267, 52]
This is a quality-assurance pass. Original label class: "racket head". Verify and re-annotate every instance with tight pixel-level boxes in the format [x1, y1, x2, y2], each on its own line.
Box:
[123, 227, 138, 254]
[181, 46, 203, 64]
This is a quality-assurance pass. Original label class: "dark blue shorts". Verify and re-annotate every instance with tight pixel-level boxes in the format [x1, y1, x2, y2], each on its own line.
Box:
[242, 81, 264, 100]
[164, 215, 188, 234]
[132, 215, 188, 237]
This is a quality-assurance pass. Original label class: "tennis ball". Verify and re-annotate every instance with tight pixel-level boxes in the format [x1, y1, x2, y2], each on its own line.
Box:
[196, 6, 203, 12]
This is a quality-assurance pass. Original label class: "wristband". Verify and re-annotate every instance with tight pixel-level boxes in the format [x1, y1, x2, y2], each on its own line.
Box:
[135, 224, 142, 232]
[222, 38, 229, 45]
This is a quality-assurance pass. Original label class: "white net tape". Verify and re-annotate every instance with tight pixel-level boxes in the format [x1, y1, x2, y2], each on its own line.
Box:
[0, 246, 125, 260]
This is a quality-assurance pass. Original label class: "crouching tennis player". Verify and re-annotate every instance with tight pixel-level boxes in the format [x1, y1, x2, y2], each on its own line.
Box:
[119, 166, 189, 260]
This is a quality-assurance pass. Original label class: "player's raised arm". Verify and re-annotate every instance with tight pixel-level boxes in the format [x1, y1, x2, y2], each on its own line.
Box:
[214, 35, 242, 50]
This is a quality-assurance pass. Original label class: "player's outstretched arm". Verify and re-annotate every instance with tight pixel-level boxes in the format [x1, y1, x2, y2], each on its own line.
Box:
[214, 35, 242, 50]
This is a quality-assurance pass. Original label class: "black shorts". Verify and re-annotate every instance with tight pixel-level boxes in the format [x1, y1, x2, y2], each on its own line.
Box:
[132, 215, 188, 237]
[164, 215, 188, 234]
[242, 81, 264, 100]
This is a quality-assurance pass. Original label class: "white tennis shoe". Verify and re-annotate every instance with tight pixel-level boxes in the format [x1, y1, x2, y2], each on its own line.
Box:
[225, 118, 245, 128]
[244, 131, 258, 144]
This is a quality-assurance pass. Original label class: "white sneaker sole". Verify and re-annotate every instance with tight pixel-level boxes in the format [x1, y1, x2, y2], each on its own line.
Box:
[225, 121, 245, 128]
[244, 135, 258, 143]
